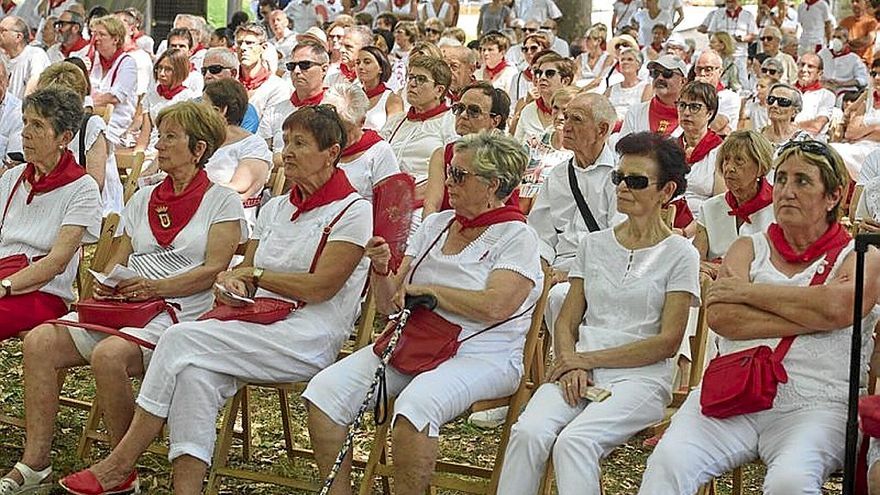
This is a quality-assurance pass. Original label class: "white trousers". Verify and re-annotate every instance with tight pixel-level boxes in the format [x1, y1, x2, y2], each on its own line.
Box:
[498, 378, 668, 495]
[639, 390, 846, 495]
[303, 345, 520, 437]
[544, 282, 569, 344]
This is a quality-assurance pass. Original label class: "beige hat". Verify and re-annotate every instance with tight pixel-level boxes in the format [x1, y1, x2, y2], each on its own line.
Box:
[609, 34, 639, 53]
[297, 26, 328, 46]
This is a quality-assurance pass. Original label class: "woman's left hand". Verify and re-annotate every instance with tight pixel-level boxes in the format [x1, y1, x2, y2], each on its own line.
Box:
[115, 277, 162, 301]
[547, 352, 591, 383]
[705, 277, 750, 305]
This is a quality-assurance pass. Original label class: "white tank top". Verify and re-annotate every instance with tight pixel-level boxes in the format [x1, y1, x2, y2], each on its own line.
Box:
[608, 80, 648, 121]
[365, 89, 391, 131]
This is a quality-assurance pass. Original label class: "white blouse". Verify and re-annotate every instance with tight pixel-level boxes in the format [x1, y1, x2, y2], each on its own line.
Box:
[514, 102, 546, 142]
[205, 134, 273, 231]
[364, 89, 392, 131]
[684, 146, 721, 215]
[381, 110, 457, 184]
[67, 115, 124, 217]
[89, 54, 138, 147]
[697, 192, 775, 261]
[608, 79, 649, 122]
[339, 141, 401, 201]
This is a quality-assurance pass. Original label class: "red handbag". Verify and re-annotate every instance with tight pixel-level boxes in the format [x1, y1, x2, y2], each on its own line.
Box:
[77, 298, 179, 329]
[0, 253, 28, 278]
[373, 306, 463, 374]
[860, 395, 880, 437]
[700, 244, 845, 419]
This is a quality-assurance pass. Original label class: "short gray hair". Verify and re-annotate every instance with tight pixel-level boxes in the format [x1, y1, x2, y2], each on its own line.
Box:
[292, 41, 330, 64]
[574, 92, 617, 130]
[324, 82, 370, 127]
[768, 82, 803, 113]
[205, 47, 239, 69]
[454, 131, 527, 200]
[5, 16, 29, 39]
[618, 47, 643, 67]
[23, 86, 85, 137]
[235, 21, 268, 43]
[63, 10, 84, 27]
[346, 25, 373, 48]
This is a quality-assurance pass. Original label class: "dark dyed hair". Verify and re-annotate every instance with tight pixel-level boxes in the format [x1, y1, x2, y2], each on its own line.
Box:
[679, 80, 719, 122]
[460, 81, 511, 130]
[204, 78, 249, 126]
[615, 132, 688, 197]
[167, 27, 194, 49]
[282, 105, 348, 165]
[229, 11, 250, 32]
[360, 45, 392, 83]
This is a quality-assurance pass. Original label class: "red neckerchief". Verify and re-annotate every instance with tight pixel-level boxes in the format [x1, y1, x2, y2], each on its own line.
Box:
[340, 63, 357, 81]
[393, 0, 407, 6]
[805, 0, 819, 8]
[148, 170, 211, 247]
[290, 88, 325, 107]
[765, 0, 778, 7]
[455, 205, 525, 230]
[716, 81, 725, 91]
[680, 130, 723, 165]
[726, 178, 772, 224]
[22, 150, 85, 204]
[620, 0, 633, 4]
[289, 168, 356, 221]
[832, 46, 852, 57]
[341, 129, 383, 157]
[365, 82, 387, 99]
[406, 102, 449, 122]
[726, 6, 742, 18]
[536, 97, 552, 115]
[524, 68, 533, 81]
[1, 0, 14, 13]
[156, 84, 187, 100]
[484, 59, 509, 80]
[767, 222, 850, 264]
[666, 196, 694, 229]
[650, 42, 663, 53]
[448, 89, 461, 102]
[795, 80, 823, 92]
[132, 31, 143, 41]
[60, 37, 89, 57]
[123, 39, 138, 52]
[873, 90, 880, 108]
[98, 48, 124, 73]
[648, 97, 678, 135]
[239, 64, 271, 91]
[49, 0, 64, 8]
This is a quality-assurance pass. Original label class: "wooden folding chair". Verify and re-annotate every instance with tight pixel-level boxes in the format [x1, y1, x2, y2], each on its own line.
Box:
[77, 214, 121, 300]
[94, 104, 114, 124]
[204, 291, 378, 494]
[358, 268, 552, 495]
[115, 151, 145, 205]
[269, 167, 287, 197]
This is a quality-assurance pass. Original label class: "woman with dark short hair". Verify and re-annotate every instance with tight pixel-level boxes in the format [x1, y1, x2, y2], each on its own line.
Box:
[357, 46, 405, 130]
[136, 48, 199, 154]
[677, 80, 723, 215]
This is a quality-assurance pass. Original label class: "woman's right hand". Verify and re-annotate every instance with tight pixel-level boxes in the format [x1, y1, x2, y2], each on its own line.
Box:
[699, 261, 720, 280]
[366, 236, 392, 273]
[91, 280, 117, 300]
[214, 271, 250, 307]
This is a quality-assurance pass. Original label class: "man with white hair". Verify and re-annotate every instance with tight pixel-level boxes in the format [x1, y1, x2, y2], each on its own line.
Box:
[620, 55, 687, 138]
[0, 63, 23, 164]
[202, 47, 261, 134]
[0, 16, 49, 100]
[760, 25, 797, 84]
[266, 10, 297, 61]
[693, 49, 740, 135]
[794, 52, 835, 138]
[46, 10, 90, 68]
[325, 25, 372, 87]
[235, 22, 291, 119]
[445, 45, 478, 102]
[156, 15, 211, 70]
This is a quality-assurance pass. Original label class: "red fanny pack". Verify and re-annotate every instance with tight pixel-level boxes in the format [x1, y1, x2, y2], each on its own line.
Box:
[77, 298, 180, 329]
[0, 253, 28, 278]
[700, 244, 846, 419]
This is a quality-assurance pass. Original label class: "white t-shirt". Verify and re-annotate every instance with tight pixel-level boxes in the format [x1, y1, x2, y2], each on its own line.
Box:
[795, 87, 835, 138]
[744, 97, 769, 130]
[613, 0, 641, 34]
[0, 93, 23, 162]
[797, 0, 833, 52]
[697, 191, 775, 260]
[474, 64, 519, 94]
[818, 49, 870, 88]
[514, 102, 546, 142]
[124, 184, 248, 320]
[46, 42, 92, 70]
[206, 134, 273, 231]
[717, 89, 741, 132]
[608, 80, 650, 122]
[339, 140, 400, 201]
[571, 229, 700, 388]
[7, 45, 50, 100]
[633, 9, 673, 47]
[183, 70, 205, 95]
[129, 48, 154, 96]
[0, 165, 102, 302]
[684, 145, 721, 214]
[143, 84, 200, 149]
[707, 8, 758, 59]
[248, 73, 293, 120]
[67, 115, 124, 217]
[283, 0, 323, 34]
[90, 53, 139, 147]
[515, 0, 562, 22]
[380, 110, 457, 184]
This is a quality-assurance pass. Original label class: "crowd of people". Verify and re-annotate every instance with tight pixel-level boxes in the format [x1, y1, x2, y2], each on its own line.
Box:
[0, 0, 879, 493]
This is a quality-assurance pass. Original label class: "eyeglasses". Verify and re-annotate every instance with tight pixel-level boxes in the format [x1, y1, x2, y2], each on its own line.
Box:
[533, 68, 559, 79]
[446, 165, 476, 184]
[694, 65, 720, 74]
[451, 102, 496, 119]
[611, 170, 656, 190]
[871, 70, 880, 77]
[766, 95, 794, 107]
[541, 25, 555, 31]
[53, 20, 79, 29]
[649, 67, 678, 79]
[523, 27, 538, 33]
[407, 74, 435, 86]
[425, 27, 442, 35]
[588, 36, 604, 41]
[522, 45, 541, 53]
[286, 60, 321, 72]
[328, 33, 344, 40]
[675, 101, 706, 113]
[201, 64, 231, 75]
[761, 67, 778, 75]
[760, 36, 777, 42]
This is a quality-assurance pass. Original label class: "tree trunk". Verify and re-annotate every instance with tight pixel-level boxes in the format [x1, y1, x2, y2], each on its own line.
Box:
[556, 0, 592, 46]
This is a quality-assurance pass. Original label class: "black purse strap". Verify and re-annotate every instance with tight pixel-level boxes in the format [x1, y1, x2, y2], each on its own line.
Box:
[78, 112, 92, 168]
[458, 302, 536, 344]
[567, 159, 600, 233]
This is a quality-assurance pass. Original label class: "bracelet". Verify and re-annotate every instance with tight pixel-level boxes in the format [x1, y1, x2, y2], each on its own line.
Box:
[371, 265, 390, 277]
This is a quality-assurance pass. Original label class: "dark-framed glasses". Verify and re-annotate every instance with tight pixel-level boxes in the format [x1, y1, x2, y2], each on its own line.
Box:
[611, 170, 656, 190]
[407, 74, 435, 86]
[675, 101, 706, 113]
[761, 67, 778, 75]
[451, 103, 495, 119]
[533, 68, 559, 79]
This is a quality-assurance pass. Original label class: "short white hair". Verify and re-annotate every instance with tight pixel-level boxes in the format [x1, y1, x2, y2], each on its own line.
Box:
[324, 82, 370, 127]
[437, 37, 462, 47]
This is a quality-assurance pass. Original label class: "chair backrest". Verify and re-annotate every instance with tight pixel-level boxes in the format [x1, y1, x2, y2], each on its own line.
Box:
[270, 167, 286, 197]
[78, 213, 120, 300]
[522, 266, 553, 388]
[117, 151, 146, 204]
[687, 276, 714, 388]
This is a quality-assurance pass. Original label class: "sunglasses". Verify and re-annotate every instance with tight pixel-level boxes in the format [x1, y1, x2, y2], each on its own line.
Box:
[407, 74, 435, 86]
[53, 20, 78, 29]
[201, 64, 231, 75]
[766, 95, 793, 107]
[425, 27, 442, 35]
[522, 45, 541, 53]
[446, 165, 476, 184]
[533, 68, 559, 79]
[675, 101, 705, 113]
[871, 70, 880, 77]
[286, 60, 321, 72]
[611, 170, 656, 190]
[761, 67, 778, 75]
[451, 103, 495, 119]
[760, 36, 777, 42]
[523, 27, 538, 33]
[778, 139, 835, 165]
[649, 67, 678, 79]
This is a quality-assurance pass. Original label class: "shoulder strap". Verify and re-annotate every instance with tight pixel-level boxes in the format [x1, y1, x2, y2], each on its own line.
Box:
[109, 54, 131, 86]
[45, 319, 157, 350]
[567, 159, 600, 233]
[1, 172, 26, 234]
[308, 198, 367, 274]
[459, 301, 537, 343]
[407, 218, 453, 284]
[78, 112, 92, 167]
[388, 116, 408, 142]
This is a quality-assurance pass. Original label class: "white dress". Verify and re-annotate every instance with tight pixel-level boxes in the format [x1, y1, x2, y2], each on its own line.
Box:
[67, 115, 124, 217]
[684, 145, 722, 215]
[205, 134, 273, 231]
[697, 193, 775, 260]
[608, 79, 649, 122]
[364, 89, 392, 131]
[339, 140, 401, 201]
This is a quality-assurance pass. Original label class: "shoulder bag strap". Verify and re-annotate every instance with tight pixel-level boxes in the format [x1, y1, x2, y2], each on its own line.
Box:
[567, 159, 600, 233]
[407, 218, 454, 284]
[308, 198, 368, 274]
[78, 112, 92, 168]
[1, 172, 26, 234]
[458, 302, 537, 344]
[388, 116, 408, 142]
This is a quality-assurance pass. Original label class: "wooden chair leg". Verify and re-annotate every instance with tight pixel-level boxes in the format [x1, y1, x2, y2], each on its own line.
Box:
[278, 388, 296, 461]
[240, 386, 252, 461]
[76, 399, 103, 461]
[732, 467, 744, 495]
[358, 418, 392, 495]
[205, 389, 243, 495]
[379, 448, 392, 495]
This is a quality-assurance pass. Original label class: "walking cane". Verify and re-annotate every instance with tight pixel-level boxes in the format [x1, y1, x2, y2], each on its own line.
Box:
[318, 293, 438, 495]
[845, 233, 880, 494]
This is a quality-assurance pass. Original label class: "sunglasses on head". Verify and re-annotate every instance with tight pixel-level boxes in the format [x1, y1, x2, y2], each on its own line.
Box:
[201, 64, 230, 75]
[451, 102, 495, 119]
[766, 94, 793, 107]
[534, 68, 559, 79]
[778, 139, 836, 165]
[611, 170, 656, 190]
[446, 165, 476, 184]
[761, 67, 778, 75]
[286, 60, 320, 72]
[649, 67, 677, 79]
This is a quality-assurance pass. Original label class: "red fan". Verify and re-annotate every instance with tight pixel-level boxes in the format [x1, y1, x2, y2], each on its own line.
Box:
[372, 173, 416, 273]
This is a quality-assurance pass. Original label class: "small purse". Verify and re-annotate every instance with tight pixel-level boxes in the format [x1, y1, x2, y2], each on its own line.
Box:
[77, 298, 180, 329]
[860, 395, 880, 437]
[372, 306, 463, 374]
[0, 253, 28, 279]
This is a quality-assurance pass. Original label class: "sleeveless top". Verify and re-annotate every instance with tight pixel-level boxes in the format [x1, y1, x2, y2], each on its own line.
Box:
[697, 193, 774, 260]
[608, 79, 649, 121]
[365, 89, 392, 131]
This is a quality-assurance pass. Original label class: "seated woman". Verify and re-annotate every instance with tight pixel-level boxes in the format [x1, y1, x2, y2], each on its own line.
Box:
[0, 86, 101, 344]
[135, 48, 199, 154]
[576, 25, 616, 92]
[832, 59, 880, 179]
[739, 75, 772, 131]
[694, 130, 776, 279]
[1, 102, 245, 494]
[497, 132, 700, 495]
[761, 82, 811, 150]
[59, 106, 372, 494]
[677, 81, 724, 215]
[512, 53, 575, 142]
[36, 61, 125, 217]
[356, 46, 404, 131]
[639, 140, 880, 494]
[202, 78, 272, 231]
[323, 81, 401, 201]
[603, 47, 651, 126]
[304, 132, 542, 494]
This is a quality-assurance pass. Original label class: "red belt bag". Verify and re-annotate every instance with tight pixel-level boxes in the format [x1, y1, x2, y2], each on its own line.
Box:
[700, 245, 845, 419]
[198, 297, 299, 325]
[77, 298, 180, 329]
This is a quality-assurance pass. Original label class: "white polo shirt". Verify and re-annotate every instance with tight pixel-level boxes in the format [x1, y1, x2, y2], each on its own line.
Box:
[797, 0, 833, 53]
[795, 86, 835, 138]
[818, 48, 870, 89]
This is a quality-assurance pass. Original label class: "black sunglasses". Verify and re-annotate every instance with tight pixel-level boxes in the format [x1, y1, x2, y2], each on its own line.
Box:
[201, 64, 230, 75]
[778, 139, 836, 165]
[425, 27, 442, 35]
[522, 45, 541, 53]
[649, 67, 677, 79]
[761, 67, 778, 75]
[760, 36, 776, 42]
[766, 95, 793, 107]
[534, 68, 559, 79]
[451, 102, 496, 119]
[523, 27, 538, 33]
[53, 20, 79, 29]
[446, 165, 476, 184]
[611, 170, 656, 190]
[286, 60, 321, 72]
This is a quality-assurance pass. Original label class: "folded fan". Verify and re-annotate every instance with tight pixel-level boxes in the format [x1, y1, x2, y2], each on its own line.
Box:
[371, 173, 415, 273]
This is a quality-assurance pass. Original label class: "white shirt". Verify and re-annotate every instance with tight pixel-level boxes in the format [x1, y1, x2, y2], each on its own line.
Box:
[135, 35, 155, 56]
[205, 134, 273, 231]
[7, 45, 50, 100]
[859, 148, 880, 184]
[183, 70, 205, 95]
[284, 0, 322, 34]
[90, 53, 139, 147]
[718, 88, 742, 132]
[0, 93, 23, 162]
[608, 80, 649, 122]
[684, 145, 721, 214]
[508, 71, 534, 114]
[613, 0, 641, 35]
[527, 145, 621, 270]
[744, 97, 769, 130]
[707, 8, 758, 59]
[515, 0, 562, 23]
[364, 89, 392, 131]
[795, 87, 835, 138]
[67, 115, 124, 217]
[474, 64, 519, 94]
[797, 0, 833, 52]
[506, 43, 527, 71]
[142, 84, 200, 151]
[571, 229, 700, 388]
[380, 110, 457, 184]
[247, 73, 292, 120]
[633, 9, 673, 47]
[129, 48, 154, 96]
[260, 94, 324, 153]
[818, 48, 870, 89]
[46, 41, 92, 70]
[698, 191, 775, 260]
[514, 102, 547, 142]
[339, 139, 400, 200]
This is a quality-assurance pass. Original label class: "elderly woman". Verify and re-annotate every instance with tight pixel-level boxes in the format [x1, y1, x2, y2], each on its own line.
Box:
[201, 78, 272, 231]
[604, 47, 652, 124]
[0, 86, 101, 345]
[761, 82, 810, 148]
[35, 62, 125, 217]
[677, 81, 724, 215]
[1, 102, 245, 494]
[135, 49, 199, 154]
[356, 46, 405, 131]
[59, 105, 372, 494]
[513, 53, 575, 141]
[323, 81, 401, 200]
[576, 25, 615, 92]
[304, 132, 542, 494]
[498, 132, 700, 495]
[639, 140, 880, 494]
[88, 15, 138, 148]
[693, 131, 775, 280]
[740, 75, 773, 131]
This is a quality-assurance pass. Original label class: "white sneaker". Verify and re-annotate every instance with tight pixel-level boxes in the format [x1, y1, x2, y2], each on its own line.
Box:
[467, 406, 509, 429]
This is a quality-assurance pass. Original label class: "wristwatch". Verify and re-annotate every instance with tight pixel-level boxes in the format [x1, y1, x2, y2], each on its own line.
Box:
[252, 267, 265, 287]
[1, 279, 11, 297]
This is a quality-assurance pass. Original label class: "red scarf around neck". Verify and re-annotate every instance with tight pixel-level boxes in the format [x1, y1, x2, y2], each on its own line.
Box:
[156, 84, 187, 100]
[289, 168, 357, 221]
[524, 68, 534, 81]
[765, 0, 778, 8]
[49, 0, 65, 8]
[681, 130, 723, 165]
[650, 41, 663, 53]
[407, 102, 449, 122]
[61, 37, 89, 57]
[393, 0, 407, 7]
[132, 31, 143, 41]
[455, 205, 525, 230]
[365, 82, 387, 99]
[872, 90, 880, 108]
[148, 170, 211, 247]
[239, 64, 271, 91]
[484, 59, 509, 80]
[767, 221, 851, 264]
[726, 178, 772, 224]
[341, 129, 383, 157]
[536, 97, 552, 115]
[340, 63, 357, 81]
[290, 88, 325, 107]
[726, 6, 742, 18]
[716, 81, 725, 91]
[22, 150, 85, 204]
[804, 0, 819, 8]
[98, 48, 124, 73]
[193, 43, 206, 54]
[648, 97, 678, 135]
[795, 80, 823, 92]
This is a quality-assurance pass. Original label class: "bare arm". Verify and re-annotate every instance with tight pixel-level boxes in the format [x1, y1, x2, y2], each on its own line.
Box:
[385, 92, 405, 119]
[91, 93, 121, 107]
[85, 131, 109, 193]
[134, 113, 151, 153]
[6, 225, 86, 295]
[692, 223, 710, 261]
[222, 158, 270, 199]
[553, 276, 586, 359]
[710, 114, 731, 135]
[422, 147, 446, 218]
[797, 116, 830, 134]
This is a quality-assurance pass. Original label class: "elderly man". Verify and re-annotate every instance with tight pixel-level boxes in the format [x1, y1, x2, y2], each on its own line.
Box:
[693, 50, 740, 135]
[325, 25, 372, 86]
[541, 19, 569, 57]
[796, 0, 833, 55]
[156, 14, 210, 70]
[0, 16, 50, 100]
[794, 52, 836, 138]
[619, 54, 686, 138]
[266, 10, 297, 61]
[703, 0, 757, 88]
[0, 63, 23, 164]
[507, 19, 541, 69]
[235, 22, 291, 119]
[839, 0, 877, 65]
[202, 47, 261, 133]
[46, 10, 90, 68]
[444, 45, 478, 101]
[819, 27, 870, 96]
[760, 26, 797, 84]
